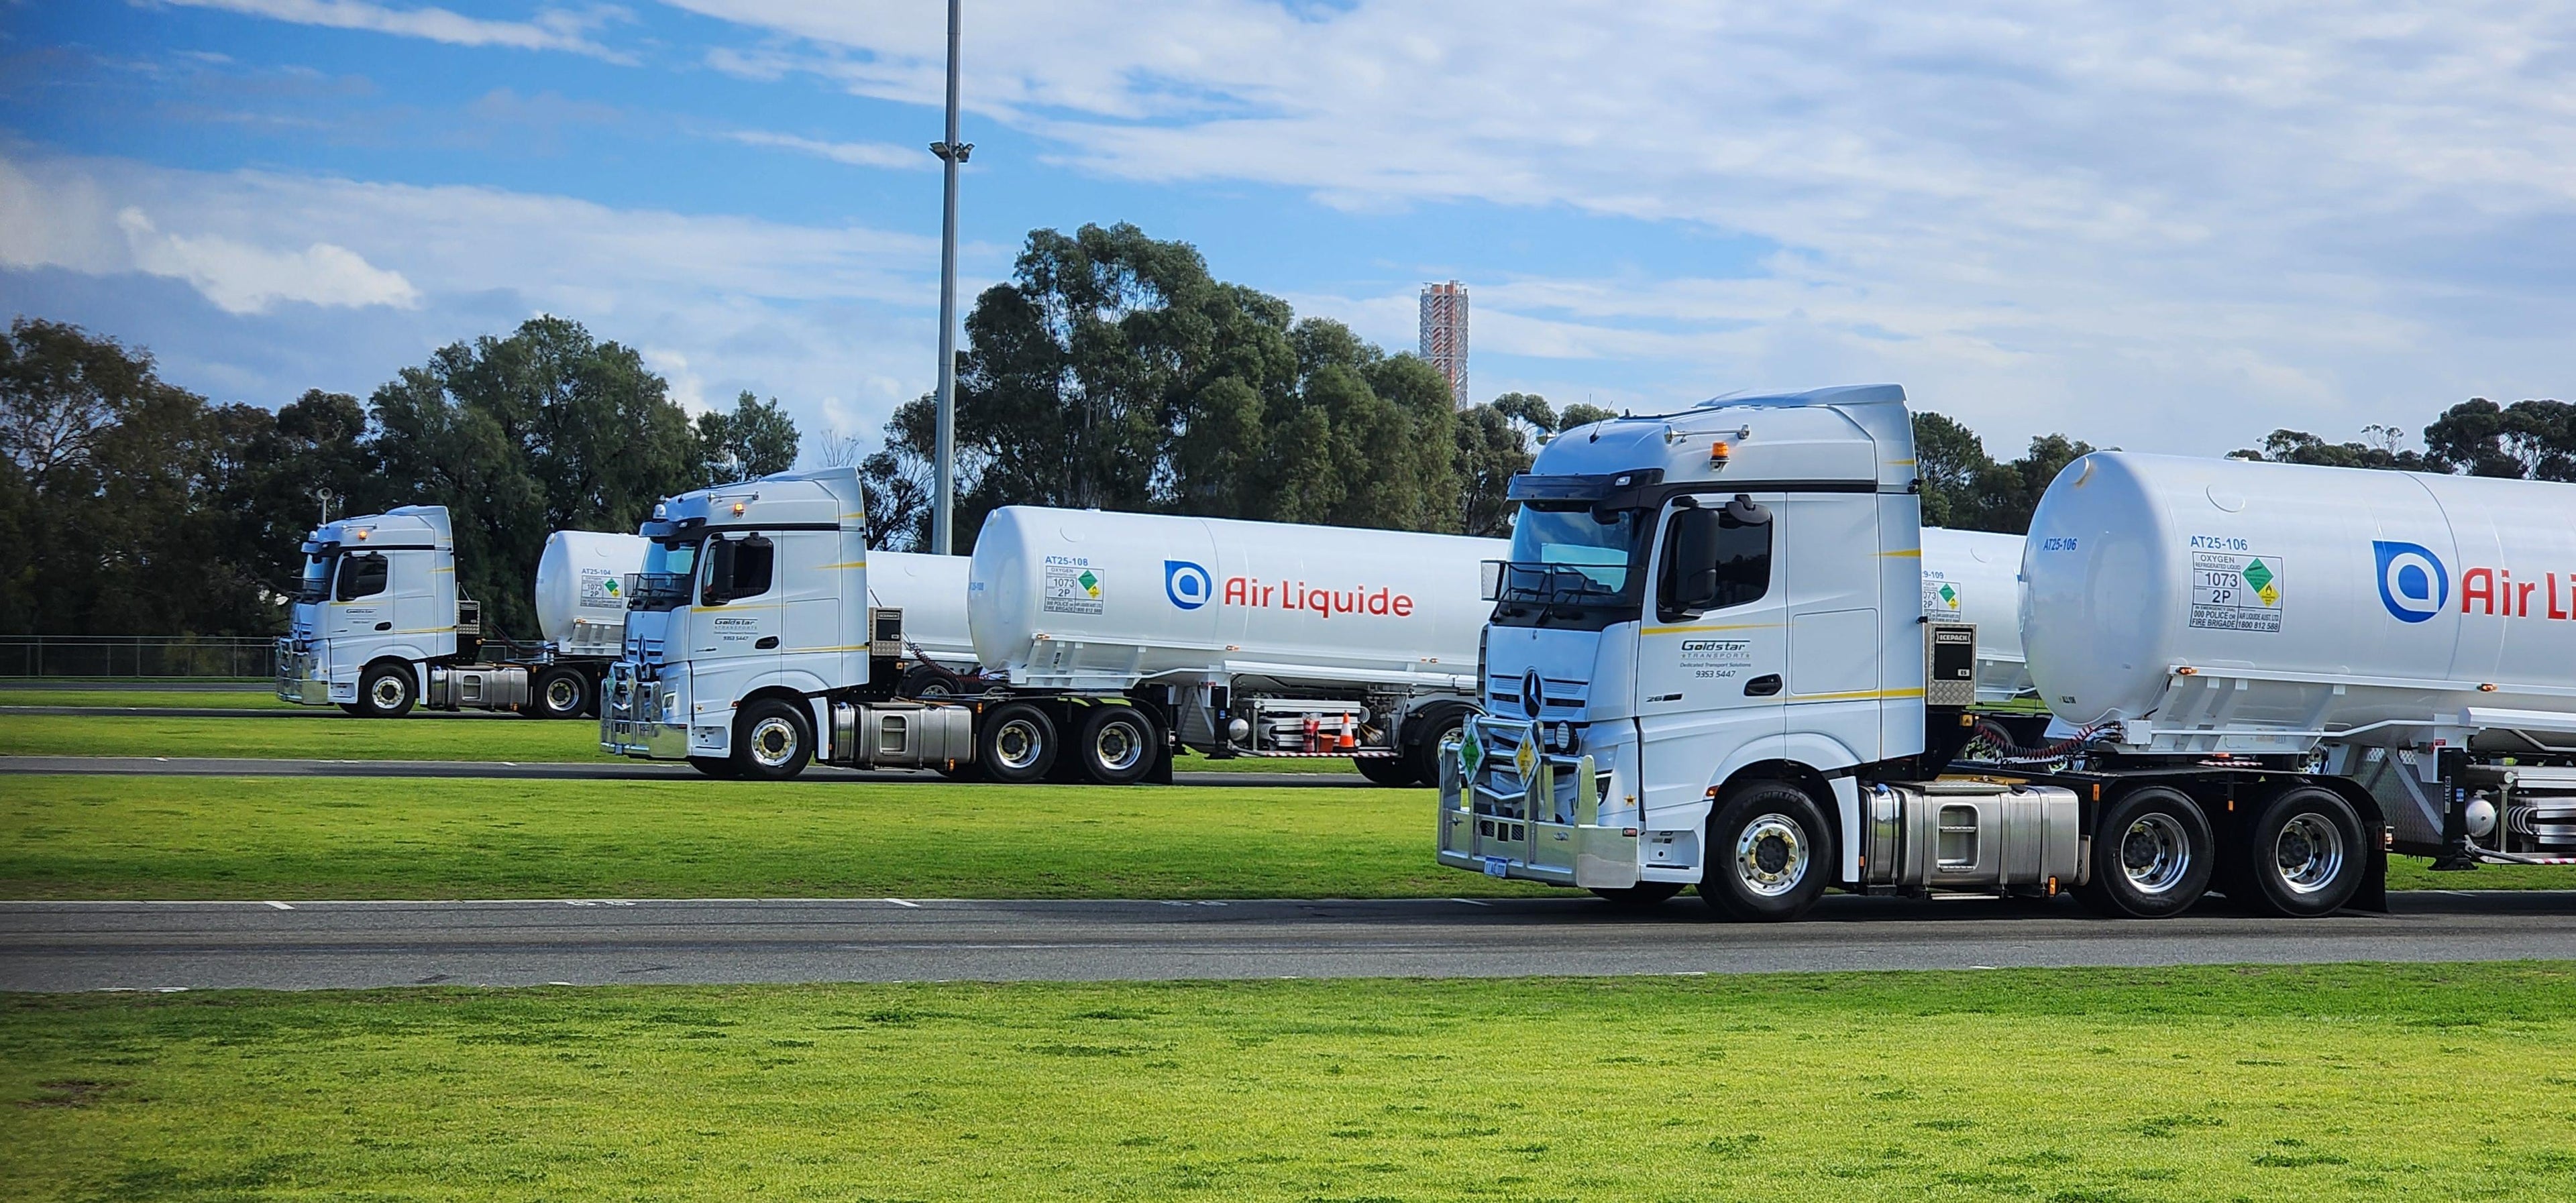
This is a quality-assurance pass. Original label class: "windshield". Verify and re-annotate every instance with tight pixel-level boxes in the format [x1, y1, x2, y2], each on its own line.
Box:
[629, 538, 702, 611]
[1491, 504, 1650, 629]
[295, 551, 335, 604]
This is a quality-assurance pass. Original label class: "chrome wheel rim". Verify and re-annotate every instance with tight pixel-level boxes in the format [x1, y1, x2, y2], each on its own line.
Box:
[369, 675, 408, 709]
[2273, 812, 2346, 895]
[1734, 813, 1809, 897]
[1093, 718, 1143, 772]
[747, 715, 800, 768]
[545, 677, 581, 711]
[916, 680, 955, 699]
[994, 719, 1044, 771]
[2120, 812, 2192, 894]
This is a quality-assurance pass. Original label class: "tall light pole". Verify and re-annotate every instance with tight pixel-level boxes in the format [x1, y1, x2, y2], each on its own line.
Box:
[927, 0, 971, 555]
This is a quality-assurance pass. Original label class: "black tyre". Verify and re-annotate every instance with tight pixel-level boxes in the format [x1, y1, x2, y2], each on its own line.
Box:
[898, 663, 961, 699]
[337, 703, 366, 717]
[354, 663, 416, 718]
[689, 755, 741, 779]
[2074, 787, 2215, 918]
[732, 697, 812, 781]
[2238, 787, 2367, 917]
[1699, 779, 1833, 921]
[936, 760, 988, 783]
[1591, 882, 1684, 909]
[533, 667, 589, 720]
[1354, 754, 1417, 787]
[1405, 708, 1467, 789]
[1074, 705, 1159, 786]
[978, 702, 1058, 784]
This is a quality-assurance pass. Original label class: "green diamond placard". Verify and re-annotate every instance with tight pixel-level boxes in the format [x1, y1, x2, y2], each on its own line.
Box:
[1459, 727, 1483, 777]
[1077, 570, 1100, 596]
[1937, 583, 1958, 608]
[2241, 559, 2273, 593]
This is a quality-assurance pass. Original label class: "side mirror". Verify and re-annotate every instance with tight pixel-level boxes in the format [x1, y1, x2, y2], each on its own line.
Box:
[1479, 560, 1505, 602]
[1667, 506, 1725, 612]
[702, 537, 737, 606]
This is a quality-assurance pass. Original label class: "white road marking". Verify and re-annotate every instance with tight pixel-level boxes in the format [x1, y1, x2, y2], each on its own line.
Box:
[264, 901, 293, 911]
[883, 898, 922, 909]
[1449, 897, 1491, 906]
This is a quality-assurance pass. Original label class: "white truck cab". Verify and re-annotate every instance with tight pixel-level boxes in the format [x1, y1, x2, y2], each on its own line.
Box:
[276, 506, 469, 715]
[276, 506, 642, 719]
[602, 466, 971, 778]
[1440, 384, 2086, 919]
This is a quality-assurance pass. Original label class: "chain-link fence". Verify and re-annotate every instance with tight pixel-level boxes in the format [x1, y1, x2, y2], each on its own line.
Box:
[0, 636, 279, 679]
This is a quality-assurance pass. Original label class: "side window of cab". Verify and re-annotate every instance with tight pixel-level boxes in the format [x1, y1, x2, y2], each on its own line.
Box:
[336, 552, 390, 601]
[1656, 497, 1773, 622]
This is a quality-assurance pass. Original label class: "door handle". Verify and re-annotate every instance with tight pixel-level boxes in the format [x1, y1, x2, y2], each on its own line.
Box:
[374, 622, 392, 632]
[1743, 674, 1782, 697]
[755, 636, 780, 650]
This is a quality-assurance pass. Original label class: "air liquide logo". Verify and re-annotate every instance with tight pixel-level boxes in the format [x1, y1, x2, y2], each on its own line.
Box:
[1165, 559, 1212, 610]
[2373, 540, 2449, 623]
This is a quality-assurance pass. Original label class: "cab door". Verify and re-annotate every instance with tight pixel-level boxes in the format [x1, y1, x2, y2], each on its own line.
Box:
[327, 551, 393, 670]
[1633, 494, 1787, 819]
[687, 532, 783, 708]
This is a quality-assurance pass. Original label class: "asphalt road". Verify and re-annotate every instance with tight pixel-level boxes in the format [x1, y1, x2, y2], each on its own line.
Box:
[5, 891, 2569, 992]
[0, 754, 1367, 787]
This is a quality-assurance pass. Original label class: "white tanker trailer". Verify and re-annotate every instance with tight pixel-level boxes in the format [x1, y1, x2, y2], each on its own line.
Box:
[864, 551, 985, 693]
[1440, 383, 2575, 927]
[969, 506, 1505, 785]
[1921, 527, 2030, 703]
[277, 514, 645, 719]
[2023, 451, 2576, 872]
[602, 468, 1498, 785]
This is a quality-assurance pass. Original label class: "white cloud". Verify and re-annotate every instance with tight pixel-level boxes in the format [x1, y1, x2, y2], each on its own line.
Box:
[641, 347, 710, 415]
[114, 207, 421, 314]
[0, 148, 984, 451]
[670, 0, 2576, 452]
[159, 0, 634, 61]
[723, 129, 926, 171]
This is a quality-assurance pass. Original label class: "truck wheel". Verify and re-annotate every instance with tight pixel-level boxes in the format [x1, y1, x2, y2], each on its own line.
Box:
[1405, 709, 1467, 788]
[2239, 787, 2367, 917]
[1700, 780, 1832, 922]
[733, 698, 812, 781]
[1354, 755, 1416, 787]
[979, 703, 1057, 784]
[898, 664, 962, 699]
[355, 663, 416, 718]
[1591, 882, 1684, 909]
[1075, 705, 1159, 786]
[2074, 787, 2214, 919]
[689, 755, 741, 779]
[533, 667, 589, 720]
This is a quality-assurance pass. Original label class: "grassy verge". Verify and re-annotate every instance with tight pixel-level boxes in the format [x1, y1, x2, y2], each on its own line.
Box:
[0, 775, 1523, 900]
[7, 963, 2576, 1200]
[0, 690, 294, 710]
[0, 773, 2560, 899]
[0, 713, 614, 762]
[0, 712, 1360, 772]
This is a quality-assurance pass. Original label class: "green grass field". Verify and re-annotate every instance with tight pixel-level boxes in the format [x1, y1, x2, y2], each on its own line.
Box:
[0, 774, 1523, 899]
[0, 689, 295, 710]
[7, 962, 2574, 1200]
[0, 710, 1358, 772]
[0, 772, 2557, 899]
[0, 713, 618, 762]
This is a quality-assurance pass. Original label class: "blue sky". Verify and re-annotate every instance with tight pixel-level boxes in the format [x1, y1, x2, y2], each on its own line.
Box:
[3, 1, 2569, 459]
